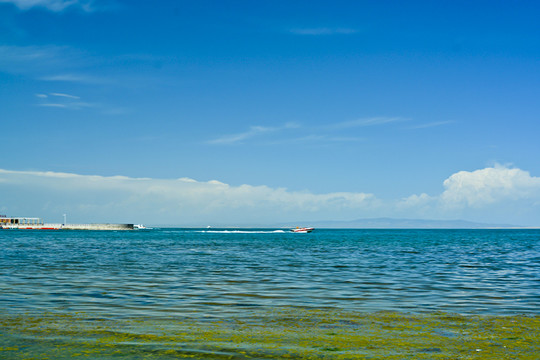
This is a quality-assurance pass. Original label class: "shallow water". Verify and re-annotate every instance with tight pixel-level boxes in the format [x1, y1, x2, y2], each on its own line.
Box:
[1, 229, 539, 358]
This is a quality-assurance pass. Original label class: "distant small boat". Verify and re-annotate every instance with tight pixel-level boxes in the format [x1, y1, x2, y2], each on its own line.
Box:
[290, 227, 314, 233]
[133, 224, 147, 230]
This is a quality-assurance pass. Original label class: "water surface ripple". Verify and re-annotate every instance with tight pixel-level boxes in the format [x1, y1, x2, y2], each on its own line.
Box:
[1, 229, 538, 318]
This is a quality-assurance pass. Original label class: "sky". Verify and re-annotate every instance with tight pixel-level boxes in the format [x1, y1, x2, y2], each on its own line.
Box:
[0, 0, 539, 226]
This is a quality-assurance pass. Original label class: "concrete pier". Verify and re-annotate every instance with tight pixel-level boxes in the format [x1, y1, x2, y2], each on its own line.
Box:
[1, 223, 135, 230]
[60, 223, 134, 230]
[0, 216, 136, 230]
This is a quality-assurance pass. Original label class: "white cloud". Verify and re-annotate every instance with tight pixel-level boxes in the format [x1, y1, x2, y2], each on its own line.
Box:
[0, 46, 110, 85]
[207, 123, 300, 145]
[208, 126, 274, 144]
[397, 193, 434, 209]
[38, 101, 94, 109]
[0, 45, 65, 70]
[1, 165, 539, 226]
[50, 92, 80, 99]
[0, 46, 97, 82]
[39, 74, 109, 84]
[35, 92, 95, 110]
[389, 165, 540, 225]
[38, 103, 68, 108]
[332, 117, 405, 129]
[439, 165, 540, 208]
[0, 0, 94, 12]
[409, 121, 455, 129]
[0, 169, 378, 225]
[208, 118, 398, 146]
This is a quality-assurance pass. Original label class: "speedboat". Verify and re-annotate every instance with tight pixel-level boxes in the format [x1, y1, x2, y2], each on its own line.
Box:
[290, 227, 314, 233]
[133, 224, 147, 230]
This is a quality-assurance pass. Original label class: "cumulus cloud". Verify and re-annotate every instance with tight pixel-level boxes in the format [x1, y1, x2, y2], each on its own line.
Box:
[397, 193, 434, 209]
[1, 165, 539, 226]
[0, 0, 93, 12]
[0, 169, 378, 225]
[439, 165, 540, 208]
[392, 165, 540, 225]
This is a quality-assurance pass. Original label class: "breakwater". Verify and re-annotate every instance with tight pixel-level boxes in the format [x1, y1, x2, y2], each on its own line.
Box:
[59, 223, 134, 230]
[1, 223, 134, 230]
[0, 216, 135, 230]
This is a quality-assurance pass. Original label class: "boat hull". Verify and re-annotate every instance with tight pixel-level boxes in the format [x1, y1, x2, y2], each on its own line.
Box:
[290, 227, 314, 233]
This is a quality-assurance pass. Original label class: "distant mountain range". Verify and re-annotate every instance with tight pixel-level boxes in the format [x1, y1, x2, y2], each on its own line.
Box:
[156, 218, 532, 229]
[279, 218, 523, 229]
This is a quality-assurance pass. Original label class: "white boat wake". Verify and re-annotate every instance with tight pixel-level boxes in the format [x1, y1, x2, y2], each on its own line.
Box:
[197, 230, 286, 234]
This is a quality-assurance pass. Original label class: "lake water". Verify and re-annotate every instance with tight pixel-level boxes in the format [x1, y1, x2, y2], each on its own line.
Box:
[1, 229, 538, 358]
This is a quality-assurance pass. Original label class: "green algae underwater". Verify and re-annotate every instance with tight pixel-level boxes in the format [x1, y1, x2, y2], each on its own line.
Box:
[1, 309, 538, 359]
[2, 228, 539, 359]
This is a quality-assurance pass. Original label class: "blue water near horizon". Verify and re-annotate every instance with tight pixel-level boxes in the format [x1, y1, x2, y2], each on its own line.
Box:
[1, 228, 539, 319]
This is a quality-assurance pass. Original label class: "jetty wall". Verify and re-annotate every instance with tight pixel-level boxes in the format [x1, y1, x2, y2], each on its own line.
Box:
[1, 216, 136, 230]
[60, 223, 134, 230]
[1, 223, 135, 230]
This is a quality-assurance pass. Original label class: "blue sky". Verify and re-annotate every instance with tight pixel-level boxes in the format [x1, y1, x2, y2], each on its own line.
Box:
[1, 0, 539, 226]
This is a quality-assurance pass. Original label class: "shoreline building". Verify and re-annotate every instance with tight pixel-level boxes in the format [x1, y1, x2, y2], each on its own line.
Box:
[0, 215, 135, 230]
[0, 216, 45, 227]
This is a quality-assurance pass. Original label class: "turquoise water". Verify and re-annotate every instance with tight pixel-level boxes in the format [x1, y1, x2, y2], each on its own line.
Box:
[1, 229, 539, 359]
[2, 228, 538, 317]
